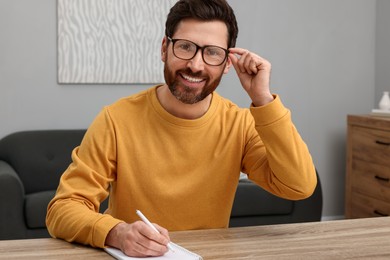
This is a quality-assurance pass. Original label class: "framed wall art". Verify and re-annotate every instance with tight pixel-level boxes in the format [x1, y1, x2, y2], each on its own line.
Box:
[57, 0, 176, 84]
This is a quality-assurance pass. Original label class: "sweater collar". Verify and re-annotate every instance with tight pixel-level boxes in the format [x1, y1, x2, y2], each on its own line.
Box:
[148, 85, 220, 128]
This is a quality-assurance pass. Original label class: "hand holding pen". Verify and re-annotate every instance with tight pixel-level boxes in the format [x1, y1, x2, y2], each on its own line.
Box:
[136, 210, 175, 252]
[105, 211, 172, 257]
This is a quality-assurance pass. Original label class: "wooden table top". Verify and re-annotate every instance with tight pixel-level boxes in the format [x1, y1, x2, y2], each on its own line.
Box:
[1, 217, 390, 259]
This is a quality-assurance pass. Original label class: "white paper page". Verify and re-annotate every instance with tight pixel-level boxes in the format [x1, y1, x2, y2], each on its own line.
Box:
[104, 242, 202, 260]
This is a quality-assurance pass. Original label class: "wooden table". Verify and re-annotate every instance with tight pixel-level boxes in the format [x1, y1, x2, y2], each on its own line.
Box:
[1, 217, 390, 259]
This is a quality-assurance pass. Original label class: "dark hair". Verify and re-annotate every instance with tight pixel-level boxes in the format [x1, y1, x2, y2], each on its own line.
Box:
[165, 0, 238, 48]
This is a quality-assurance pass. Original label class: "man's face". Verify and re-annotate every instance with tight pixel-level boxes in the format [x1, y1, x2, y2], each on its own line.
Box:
[161, 19, 231, 104]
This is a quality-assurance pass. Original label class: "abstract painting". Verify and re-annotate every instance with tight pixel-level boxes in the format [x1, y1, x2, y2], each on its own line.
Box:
[57, 0, 176, 84]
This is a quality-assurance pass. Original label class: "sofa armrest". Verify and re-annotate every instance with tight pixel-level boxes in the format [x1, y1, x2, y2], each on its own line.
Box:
[290, 170, 323, 223]
[230, 179, 294, 227]
[230, 170, 323, 227]
[0, 160, 27, 239]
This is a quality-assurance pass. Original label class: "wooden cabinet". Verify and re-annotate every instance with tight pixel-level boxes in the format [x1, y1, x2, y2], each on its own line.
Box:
[345, 115, 390, 218]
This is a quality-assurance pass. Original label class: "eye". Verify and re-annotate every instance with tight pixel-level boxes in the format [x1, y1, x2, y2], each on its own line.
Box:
[205, 47, 224, 57]
[177, 41, 194, 52]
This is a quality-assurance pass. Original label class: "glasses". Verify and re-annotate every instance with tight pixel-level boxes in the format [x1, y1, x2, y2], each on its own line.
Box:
[167, 37, 229, 66]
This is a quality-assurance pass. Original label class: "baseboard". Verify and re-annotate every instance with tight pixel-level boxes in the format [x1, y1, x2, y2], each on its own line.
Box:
[320, 215, 345, 221]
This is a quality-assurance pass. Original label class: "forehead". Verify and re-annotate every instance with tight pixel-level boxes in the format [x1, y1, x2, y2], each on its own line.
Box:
[173, 18, 228, 48]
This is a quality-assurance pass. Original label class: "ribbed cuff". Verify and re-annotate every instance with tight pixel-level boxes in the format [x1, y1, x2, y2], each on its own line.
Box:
[249, 94, 289, 127]
[92, 214, 124, 248]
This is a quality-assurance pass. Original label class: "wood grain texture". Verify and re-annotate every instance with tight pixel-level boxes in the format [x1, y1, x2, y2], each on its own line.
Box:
[58, 0, 176, 84]
[346, 115, 390, 218]
[170, 217, 390, 259]
[0, 238, 112, 259]
[1, 217, 390, 259]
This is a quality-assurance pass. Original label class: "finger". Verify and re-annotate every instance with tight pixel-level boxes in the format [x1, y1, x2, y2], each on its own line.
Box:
[128, 222, 168, 256]
[136, 221, 170, 251]
[154, 224, 171, 241]
[245, 54, 271, 75]
[236, 51, 250, 73]
[257, 58, 272, 74]
[137, 233, 169, 256]
[123, 239, 166, 258]
[122, 240, 152, 257]
[230, 48, 270, 72]
[229, 49, 248, 73]
[243, 54, 256, 75]
[229, 47, 250, 56]
[120, 230, 164, 258]
[249, 59, 258, 74]
[228, 52, 242, 75]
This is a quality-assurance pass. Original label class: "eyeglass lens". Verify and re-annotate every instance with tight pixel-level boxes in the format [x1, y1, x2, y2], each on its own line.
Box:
[172, 39, 227, 66]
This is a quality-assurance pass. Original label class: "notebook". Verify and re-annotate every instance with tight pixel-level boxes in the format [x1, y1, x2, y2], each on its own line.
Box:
[104, 242, 203, 260]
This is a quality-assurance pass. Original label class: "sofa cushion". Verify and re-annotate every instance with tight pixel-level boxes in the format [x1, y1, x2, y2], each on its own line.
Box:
[0, 130, 85, 194]
[231, 179, 293, 217]
[25, 190, 56, 229]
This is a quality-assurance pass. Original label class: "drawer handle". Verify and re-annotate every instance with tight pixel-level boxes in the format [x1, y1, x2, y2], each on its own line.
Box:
[375, 175, 390, 182]
[374, 210, 389, 217]
[375, 140, 390, 146]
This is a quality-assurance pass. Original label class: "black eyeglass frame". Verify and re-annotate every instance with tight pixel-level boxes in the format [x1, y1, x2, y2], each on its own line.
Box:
[167, 36, 229, 66]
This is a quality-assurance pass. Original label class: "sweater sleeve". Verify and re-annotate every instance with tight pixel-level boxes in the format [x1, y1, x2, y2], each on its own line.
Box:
[242, 94, 317, 200]
[46, 108, 123, 248]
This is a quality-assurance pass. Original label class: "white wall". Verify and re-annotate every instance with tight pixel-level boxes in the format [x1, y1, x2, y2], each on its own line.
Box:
[376, 0, 390, 100]
[0, 0, 380, 220]
[226, 0, 376, 220]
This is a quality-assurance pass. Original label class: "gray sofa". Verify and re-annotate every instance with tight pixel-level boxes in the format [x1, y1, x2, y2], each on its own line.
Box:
[0, 130, 322, 240]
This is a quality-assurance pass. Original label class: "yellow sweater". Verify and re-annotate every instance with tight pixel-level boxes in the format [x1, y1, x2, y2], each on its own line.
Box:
[46, 86, 316, 248]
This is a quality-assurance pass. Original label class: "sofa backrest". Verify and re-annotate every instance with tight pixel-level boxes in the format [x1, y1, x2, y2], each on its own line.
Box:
[229, 170, 323, 227]
[0, 130, 86, 194]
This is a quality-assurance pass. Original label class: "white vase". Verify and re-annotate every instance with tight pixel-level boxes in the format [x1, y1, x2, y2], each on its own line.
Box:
[379, 91, 390, 111]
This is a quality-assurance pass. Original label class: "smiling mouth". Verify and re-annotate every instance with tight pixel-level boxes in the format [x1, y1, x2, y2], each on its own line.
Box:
[180, 73, 205, 83]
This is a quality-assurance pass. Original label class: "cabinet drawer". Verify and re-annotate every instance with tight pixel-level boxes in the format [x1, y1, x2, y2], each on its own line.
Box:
[351, 160, 390, 202]
[350, 192, 390, 218]
[351, 127, 390, 167]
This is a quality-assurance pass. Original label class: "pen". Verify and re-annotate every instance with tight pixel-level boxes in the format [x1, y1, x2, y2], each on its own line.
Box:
[136, 210, 175, 252]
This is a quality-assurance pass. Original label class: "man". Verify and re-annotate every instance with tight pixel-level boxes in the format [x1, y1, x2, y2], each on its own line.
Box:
[46, 0, 317, 257]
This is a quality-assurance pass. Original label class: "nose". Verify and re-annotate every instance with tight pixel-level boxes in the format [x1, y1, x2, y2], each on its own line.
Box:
[187, 50, 205, 72]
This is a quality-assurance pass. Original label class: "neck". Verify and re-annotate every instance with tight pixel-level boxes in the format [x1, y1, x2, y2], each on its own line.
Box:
[156, 85, 212, 119]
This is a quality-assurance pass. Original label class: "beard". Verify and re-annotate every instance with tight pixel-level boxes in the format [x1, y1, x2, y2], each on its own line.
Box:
[163, 64, 224, 105]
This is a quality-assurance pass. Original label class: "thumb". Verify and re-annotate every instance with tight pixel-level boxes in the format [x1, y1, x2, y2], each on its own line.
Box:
[228, 53, 240, 75]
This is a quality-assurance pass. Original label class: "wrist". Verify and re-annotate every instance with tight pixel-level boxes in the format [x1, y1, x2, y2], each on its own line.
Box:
[105, 222, 126, 248]
[252, 94, 274, 107]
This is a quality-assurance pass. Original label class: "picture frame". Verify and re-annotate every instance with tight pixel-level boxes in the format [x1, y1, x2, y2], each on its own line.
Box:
[57, 0, 175, 84]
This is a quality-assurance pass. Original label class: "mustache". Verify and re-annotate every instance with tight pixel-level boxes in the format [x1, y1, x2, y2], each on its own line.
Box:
[178, 68, 205, 78]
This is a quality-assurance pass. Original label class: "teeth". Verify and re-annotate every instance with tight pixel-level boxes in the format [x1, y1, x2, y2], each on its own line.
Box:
[182, 74, 203, 83]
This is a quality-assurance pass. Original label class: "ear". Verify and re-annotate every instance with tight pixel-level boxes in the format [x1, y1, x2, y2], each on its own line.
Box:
[161, 37, 168, 62]
[223, 55, 232, 74]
